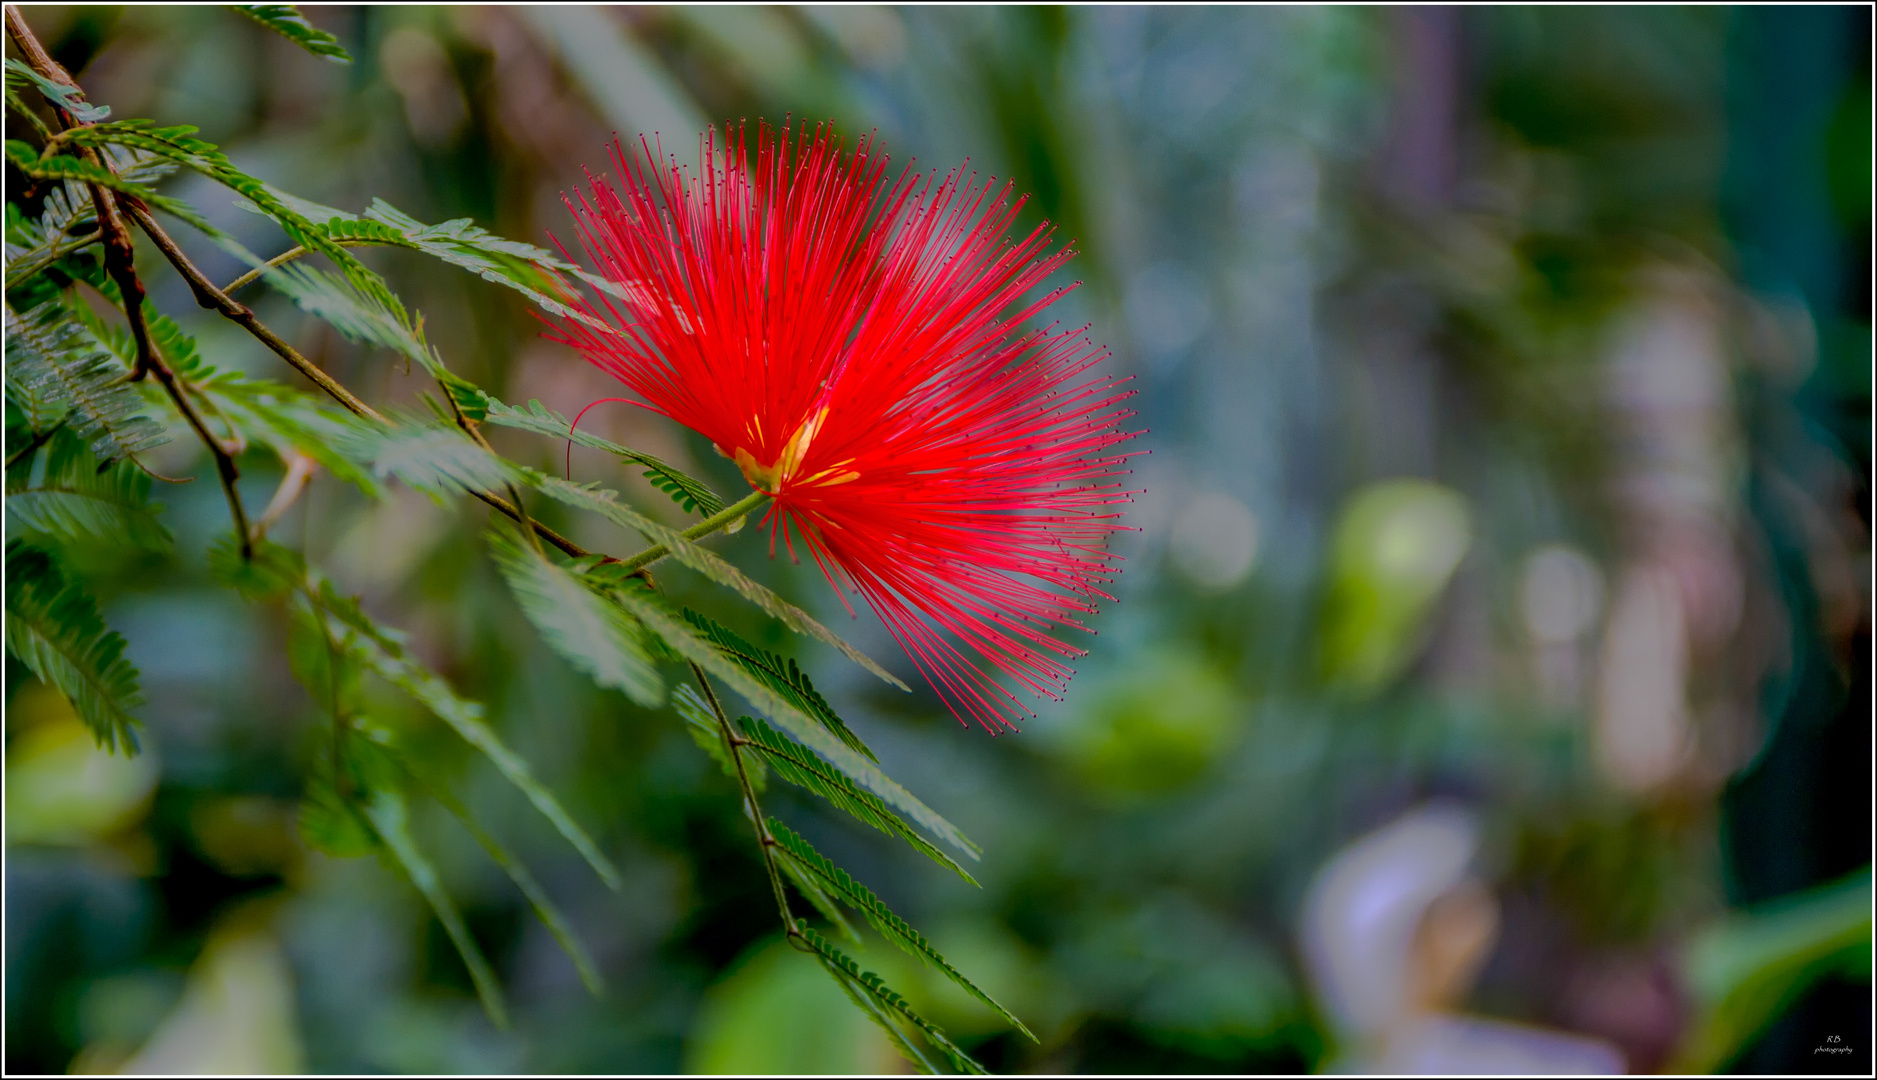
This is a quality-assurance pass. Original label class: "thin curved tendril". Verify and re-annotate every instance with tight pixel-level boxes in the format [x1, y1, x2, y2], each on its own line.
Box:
[565, 396, 638, 480]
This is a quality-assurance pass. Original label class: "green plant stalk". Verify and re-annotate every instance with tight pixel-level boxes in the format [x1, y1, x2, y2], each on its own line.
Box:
[689, 661, 800, 940]
[613, 489, 768, 575]
[222, 239, 379, 294]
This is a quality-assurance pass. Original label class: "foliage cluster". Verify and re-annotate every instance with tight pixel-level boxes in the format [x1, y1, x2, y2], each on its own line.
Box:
[3, 7, 1024, 1071]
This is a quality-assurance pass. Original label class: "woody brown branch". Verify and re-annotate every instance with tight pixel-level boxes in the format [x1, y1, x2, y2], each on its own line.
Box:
[119, 203, 386, 423]
[7, 3, 253, 557]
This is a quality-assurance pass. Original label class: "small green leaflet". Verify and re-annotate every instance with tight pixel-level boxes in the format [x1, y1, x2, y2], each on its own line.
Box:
[8, 148, 176, 289]
[3, 541, 143, 754]
[4, 427, 172, 552]
[4, 57, 110, 122]
[360, 199, 601, 327]
[769, 819, 1034, 1040]
[57, 121, 395, 309]
[483, 396, 725, 518]
[682, 608, 876, 762]
[2, 141, 217, 237]
[527, 467, 910, 692]
[800, 927, 989, 1076]
[257, 260, 433, 371]
[487, 525, 664, 707]
[738, 714, 977, 885]
[600, 583, 976, 860]
[335, 415, 520, 499]
[227, 5, 353, 63]
[5, 297, 168, 463]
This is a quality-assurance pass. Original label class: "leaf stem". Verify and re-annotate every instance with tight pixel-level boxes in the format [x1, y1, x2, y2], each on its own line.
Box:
[221, 239, 379, 295]
[690, 661, 799, 940]
[4, 416, 66, 470]
[613, 489, 768, 575]
[7, 7, 254, 557]
[118, 202, 386, 423]
[9, 230, 103, 283]
[252, 450, 317, 539]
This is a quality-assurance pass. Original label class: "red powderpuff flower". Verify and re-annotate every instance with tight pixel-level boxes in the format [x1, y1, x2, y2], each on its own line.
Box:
[553, 122, 1139, 734]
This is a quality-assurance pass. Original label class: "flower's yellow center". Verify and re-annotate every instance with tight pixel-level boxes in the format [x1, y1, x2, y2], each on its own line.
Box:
[723, 407, 859, 494]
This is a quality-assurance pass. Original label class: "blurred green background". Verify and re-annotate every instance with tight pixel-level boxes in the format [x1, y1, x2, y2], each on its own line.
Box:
[5, 5, 1870, 1074]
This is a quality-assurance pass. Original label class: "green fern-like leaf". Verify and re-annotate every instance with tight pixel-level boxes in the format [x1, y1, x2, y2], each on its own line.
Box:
[4, 58, 110, 123]
[395, 749, 606, 996]
[3, 541, 142, 753]
[276, 562, 604, 998]
[5, 147, 177, 289]
[114, 309, 381, 494]
[256, 259, 433, 369]
[799, 927, 989, 1076]
[770, 819, 1034, 1040]
[484, 396, 725, 517]
[600, 582, 976, 861]
[5, 427, 171, 551]
[228, 194, 611, 334]
[5, 141, 218, 239]
[527, 467, 908, 691]
[5, 182, 90, 284]
[335, 415, 520, 499]
[227, 5, 353, 62]
[213, 536, 622, 894]
[128, 311, 385, 497]
[362, 789, 509, 1027]
[773, 847, 860, 942]
[5, 148, 143, 209]
[682, 608, 876, 762]
[361, 199, 599, 326]
[307, 586, 623, 891]
[672, 682, 760, 789]
[57, 121, 394, 307]
[4, 297, 167, 463]
[487, 525, 663, 707]
[737, 714, 975, 884]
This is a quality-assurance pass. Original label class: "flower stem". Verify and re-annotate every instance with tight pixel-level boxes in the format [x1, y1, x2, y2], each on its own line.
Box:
[613, 489, 768, 575]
